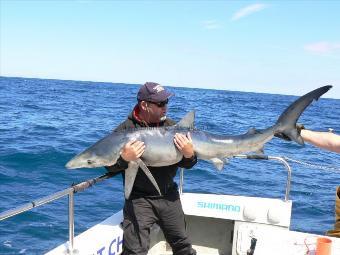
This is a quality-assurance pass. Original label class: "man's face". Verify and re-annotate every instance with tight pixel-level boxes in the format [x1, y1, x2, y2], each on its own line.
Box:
[145, 99, 168, 123]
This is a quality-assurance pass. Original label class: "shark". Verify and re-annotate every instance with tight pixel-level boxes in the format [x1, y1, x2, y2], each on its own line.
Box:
[66, 86, 332, 199]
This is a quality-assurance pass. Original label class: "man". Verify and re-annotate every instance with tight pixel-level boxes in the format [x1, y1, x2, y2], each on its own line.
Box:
[300, 128, 340, 153]
[293, 125, 340, 237]
[298, 127, 340, 238]
[106, 82, 197, 255]
[276, 124, 340, 153]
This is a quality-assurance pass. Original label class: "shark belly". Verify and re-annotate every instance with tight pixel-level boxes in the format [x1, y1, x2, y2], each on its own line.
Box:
[139, 130, 182, 167]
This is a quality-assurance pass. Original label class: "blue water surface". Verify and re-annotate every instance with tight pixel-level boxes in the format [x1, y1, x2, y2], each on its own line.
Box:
[0, 77, 339, 254]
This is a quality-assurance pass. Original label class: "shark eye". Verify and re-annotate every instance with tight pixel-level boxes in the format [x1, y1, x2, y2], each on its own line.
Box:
[87, 160, 93, 165]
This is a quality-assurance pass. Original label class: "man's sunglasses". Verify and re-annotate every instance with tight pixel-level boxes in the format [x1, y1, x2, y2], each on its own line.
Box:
[148, 99, 169, 107]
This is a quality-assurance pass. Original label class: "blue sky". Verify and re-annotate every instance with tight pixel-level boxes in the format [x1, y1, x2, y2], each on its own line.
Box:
[1, 1, 339, 98]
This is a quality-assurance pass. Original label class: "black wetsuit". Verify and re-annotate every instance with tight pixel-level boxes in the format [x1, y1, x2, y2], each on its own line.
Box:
[106, 110, 197, 255]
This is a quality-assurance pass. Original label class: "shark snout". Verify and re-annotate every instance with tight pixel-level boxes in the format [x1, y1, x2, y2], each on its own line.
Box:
[65, 158, 78, 169]
[65, 153, 95, 169]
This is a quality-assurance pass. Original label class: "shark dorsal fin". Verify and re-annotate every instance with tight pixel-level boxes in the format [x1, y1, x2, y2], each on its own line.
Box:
[176, 111, 195, 129]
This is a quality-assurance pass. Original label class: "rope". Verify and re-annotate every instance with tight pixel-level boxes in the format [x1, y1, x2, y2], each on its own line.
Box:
[283, 156, 340, 172]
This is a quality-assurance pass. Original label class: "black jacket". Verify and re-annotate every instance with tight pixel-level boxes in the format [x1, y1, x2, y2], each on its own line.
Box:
[106, 111, 197, 198]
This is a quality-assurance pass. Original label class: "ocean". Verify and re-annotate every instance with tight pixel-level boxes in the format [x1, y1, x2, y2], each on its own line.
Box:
[0, 77, 339, 254]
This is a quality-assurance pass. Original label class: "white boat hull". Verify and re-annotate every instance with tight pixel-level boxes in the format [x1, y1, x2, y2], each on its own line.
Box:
[46, 193, 340, 255]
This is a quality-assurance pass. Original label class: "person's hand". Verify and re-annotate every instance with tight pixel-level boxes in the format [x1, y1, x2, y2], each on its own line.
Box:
[174, 132, 194, 158]
[296, 123, 305, 134]
[120, 140, 145, 162]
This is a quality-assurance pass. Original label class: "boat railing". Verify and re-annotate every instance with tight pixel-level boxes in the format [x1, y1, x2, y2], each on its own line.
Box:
[179, 154, 292, 201]
[0, 173, 114, 254]
[0, 154, 292, 254]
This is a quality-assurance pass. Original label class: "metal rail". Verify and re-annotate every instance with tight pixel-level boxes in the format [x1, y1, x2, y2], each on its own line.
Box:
[179, 154, 292, 201]
[0, 173, 113, 254]
[1, 156, 292, 253]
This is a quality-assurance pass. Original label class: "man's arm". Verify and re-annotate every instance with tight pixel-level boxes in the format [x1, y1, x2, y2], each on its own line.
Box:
[105, 140, 145, 174]
[301, 129, 340, 153]
[105, 122, 145, 174]
[174, 132, 198, 169]
[105, 156, 129, 176]
[177, 154, 198, 169]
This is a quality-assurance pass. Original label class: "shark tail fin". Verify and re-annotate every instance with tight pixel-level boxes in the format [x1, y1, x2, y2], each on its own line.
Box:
[274, 85, 332, 145]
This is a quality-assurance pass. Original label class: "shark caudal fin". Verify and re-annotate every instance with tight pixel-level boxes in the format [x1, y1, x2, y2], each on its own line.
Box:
[275, 85, 332, 145]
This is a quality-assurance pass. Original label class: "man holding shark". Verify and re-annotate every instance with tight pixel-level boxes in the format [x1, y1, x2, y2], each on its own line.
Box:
[66, 82, 332, 254]
[105, 82, 197, 255]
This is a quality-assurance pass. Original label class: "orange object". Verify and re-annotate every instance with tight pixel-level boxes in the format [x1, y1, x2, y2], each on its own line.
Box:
[316, 237, 332, 255]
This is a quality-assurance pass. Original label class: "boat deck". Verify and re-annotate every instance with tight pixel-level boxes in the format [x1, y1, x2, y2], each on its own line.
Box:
[46, 193, 340, 255]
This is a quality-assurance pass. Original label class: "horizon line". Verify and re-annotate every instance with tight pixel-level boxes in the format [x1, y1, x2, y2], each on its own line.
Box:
[0, 75, 337, 100]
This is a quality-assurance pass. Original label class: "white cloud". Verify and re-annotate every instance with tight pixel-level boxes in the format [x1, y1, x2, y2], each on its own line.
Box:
[231, 3, 268, 21]
[202, 20, 220, 30]
[304, 41, 340, 54]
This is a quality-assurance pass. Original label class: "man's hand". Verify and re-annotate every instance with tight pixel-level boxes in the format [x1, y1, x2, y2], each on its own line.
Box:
[121, 140, 145, 162]
[174, 132, 195, 158]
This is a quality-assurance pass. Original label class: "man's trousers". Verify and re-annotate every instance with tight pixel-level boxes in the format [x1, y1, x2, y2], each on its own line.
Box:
[121, 192, 196, 255]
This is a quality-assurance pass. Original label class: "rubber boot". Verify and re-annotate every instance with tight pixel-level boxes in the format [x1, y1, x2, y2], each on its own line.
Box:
[326, 186, 340, 238]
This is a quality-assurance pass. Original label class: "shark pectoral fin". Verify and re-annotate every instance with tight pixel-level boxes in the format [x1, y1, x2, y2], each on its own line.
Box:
[124, 161, 139, 200]
[210, 158, 225, 171]
[136, 159, 162, 196]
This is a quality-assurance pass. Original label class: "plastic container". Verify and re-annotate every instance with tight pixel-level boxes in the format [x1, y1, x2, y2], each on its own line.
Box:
[316, 237, 332, 255]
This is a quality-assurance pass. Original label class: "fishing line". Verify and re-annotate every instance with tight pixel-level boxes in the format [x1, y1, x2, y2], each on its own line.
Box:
[283, 156, 340, 172]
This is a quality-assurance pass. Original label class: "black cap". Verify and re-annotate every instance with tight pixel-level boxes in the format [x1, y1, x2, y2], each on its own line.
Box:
[137, 82, 174, 102]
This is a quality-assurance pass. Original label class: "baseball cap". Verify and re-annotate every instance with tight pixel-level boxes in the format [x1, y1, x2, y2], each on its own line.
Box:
[137, 82, 174, 103]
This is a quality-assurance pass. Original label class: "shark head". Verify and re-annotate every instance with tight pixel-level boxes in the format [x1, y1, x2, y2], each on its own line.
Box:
[65, 144, 121, 169]
[65, 150, 106, 169]
[65, 130, 127, 170]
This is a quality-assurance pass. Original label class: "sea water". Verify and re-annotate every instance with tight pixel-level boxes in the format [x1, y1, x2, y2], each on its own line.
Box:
[0, 77, 339, 254]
